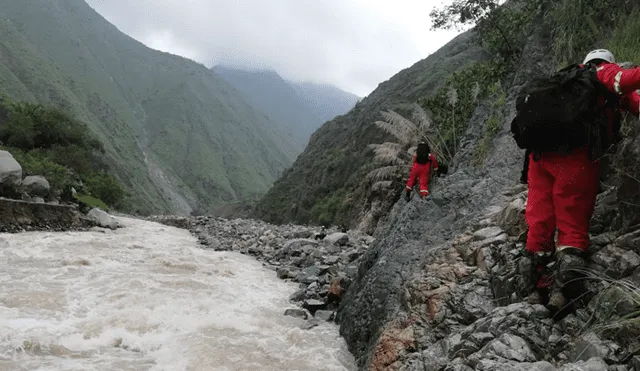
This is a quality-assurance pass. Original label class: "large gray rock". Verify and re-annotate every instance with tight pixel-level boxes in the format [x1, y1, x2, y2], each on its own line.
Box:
[591, 245, 640, 279]
[87, 208, 119, 230]
[325, 232, 349, 246]
[0, 150, 22, 189]
[22, 175, 51, 197]
[495, 196, 527, 237]
[473, 226, 504, 241]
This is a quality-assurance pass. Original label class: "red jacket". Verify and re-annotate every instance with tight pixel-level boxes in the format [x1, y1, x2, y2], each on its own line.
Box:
[582, 62, 640, 142]
[594, 62, 640, 116]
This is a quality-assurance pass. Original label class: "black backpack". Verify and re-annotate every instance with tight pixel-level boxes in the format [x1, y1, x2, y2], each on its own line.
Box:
[510, 63, 619, 160]
[415, 142, 431, 165]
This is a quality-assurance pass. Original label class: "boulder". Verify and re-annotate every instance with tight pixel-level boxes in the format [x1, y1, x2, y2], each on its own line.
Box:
[473, 226, 504, 241]
[495, 197, 527, 237]
[87, 208, 119, 230]
[22, 175, 51, 197]
[284, 308, 308, 320]
[325, 232, 349, 246]
[0, 150, 22, 190]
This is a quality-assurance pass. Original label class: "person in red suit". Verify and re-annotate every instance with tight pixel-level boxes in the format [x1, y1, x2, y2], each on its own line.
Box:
[405, 141, 439, 201]
[525, 49, 640, 313]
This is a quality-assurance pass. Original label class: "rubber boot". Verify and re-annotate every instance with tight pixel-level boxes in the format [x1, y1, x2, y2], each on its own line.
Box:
[526, 251, 553, 305]
[547, 246, 587, 316]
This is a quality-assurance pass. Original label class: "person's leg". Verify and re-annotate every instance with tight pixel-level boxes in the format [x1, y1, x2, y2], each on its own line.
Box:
[405, 165, 419, 201]
[524, 153, 557, 303]
[418, 165, 431, 199]
[552, 149, 600, 251]
[525, 154, 556, 255]
[547, 147, 600, 314]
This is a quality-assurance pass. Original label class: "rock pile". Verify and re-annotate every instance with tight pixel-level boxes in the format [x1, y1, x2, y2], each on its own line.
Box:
[148, 215, 374, 327]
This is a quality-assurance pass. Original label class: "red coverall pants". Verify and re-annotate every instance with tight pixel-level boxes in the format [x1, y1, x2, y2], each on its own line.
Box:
[406, 162, 432, 196]
[525, 147, 600, 253]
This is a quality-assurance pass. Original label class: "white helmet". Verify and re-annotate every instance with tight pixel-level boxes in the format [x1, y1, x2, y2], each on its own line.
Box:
[583, 49, 616, 64]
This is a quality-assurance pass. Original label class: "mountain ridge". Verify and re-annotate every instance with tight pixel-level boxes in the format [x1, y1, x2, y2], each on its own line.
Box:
[211, 64, 360, 152]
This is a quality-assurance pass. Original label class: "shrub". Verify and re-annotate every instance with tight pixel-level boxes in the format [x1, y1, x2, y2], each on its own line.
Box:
[0, 98, 124, 208]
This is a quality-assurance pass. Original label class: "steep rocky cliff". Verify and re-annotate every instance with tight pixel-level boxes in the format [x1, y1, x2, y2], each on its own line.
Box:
[335, 1, 640, 370]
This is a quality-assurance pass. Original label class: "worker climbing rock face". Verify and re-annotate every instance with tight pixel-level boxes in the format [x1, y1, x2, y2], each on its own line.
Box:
[405, 141, 438, 201]
[511, 48, 640, 315]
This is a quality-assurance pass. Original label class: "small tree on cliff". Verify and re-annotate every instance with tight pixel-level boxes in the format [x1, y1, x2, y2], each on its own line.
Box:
[429, 0, 541, 64]
[366, 104, 452, 192]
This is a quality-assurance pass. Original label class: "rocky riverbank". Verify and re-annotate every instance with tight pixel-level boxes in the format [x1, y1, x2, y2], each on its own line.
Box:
[0, 198, 115, 232]
[148, 215, 374, 328]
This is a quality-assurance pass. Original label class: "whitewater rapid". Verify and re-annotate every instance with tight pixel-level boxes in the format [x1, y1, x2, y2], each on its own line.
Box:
[0, 217, 356, 371]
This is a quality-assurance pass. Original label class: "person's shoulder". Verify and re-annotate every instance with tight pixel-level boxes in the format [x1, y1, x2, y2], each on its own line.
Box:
[597, 62, 623, 72]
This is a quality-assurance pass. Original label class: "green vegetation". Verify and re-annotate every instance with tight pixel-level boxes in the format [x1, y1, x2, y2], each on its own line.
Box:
[0, 98, 125, 208]
[604, 8, 640, 62]
[419, 61, 506, 160]
[426, 0, 535, 164]
[309, 189, 349, 227]
[550, 0, 636, 65]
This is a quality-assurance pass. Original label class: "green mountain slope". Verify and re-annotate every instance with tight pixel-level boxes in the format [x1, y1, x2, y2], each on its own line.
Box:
[0, 0, 296, 215]
[211, 65, 359, 152]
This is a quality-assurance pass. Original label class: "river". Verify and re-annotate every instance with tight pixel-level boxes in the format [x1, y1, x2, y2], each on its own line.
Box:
[0, 216, 356, 371]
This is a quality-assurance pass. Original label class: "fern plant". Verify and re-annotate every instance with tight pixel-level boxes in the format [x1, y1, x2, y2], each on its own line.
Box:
[366, 104, 452, 193]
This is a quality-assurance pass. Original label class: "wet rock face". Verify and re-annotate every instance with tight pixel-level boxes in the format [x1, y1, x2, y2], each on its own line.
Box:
[148, 215, 372, 326]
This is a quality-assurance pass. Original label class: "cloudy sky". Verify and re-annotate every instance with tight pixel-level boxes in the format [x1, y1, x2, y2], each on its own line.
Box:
[85, 0, 461, 97]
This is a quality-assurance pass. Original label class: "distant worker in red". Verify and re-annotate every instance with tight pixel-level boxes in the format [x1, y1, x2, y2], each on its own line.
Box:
[513, 49, 640, 314]
[405, 141, 438, 201]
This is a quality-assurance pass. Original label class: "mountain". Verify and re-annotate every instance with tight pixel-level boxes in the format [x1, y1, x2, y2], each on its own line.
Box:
[211, 65, 359, 151]
[0, 0, 297, 215]
[289, 81, 361, 123]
